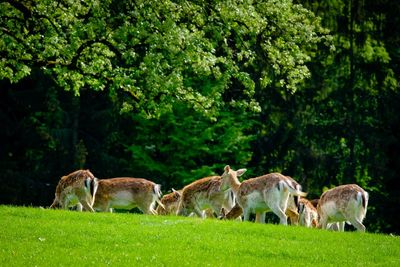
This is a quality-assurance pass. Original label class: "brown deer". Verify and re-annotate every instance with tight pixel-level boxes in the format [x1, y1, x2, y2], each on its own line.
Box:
[220, 203, 243, 220]
[220, 165, 307, 225]
[317, 184, 369, 232]
[49, 170, 98, 212]
[156, 189, 182, 215]
[93, 177, 164, 215]
[176, 175, 236, 218]
[298, 198, 318, 228]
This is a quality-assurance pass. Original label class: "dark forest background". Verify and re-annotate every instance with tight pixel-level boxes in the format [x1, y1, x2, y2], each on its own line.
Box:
[1, 0, 399, 234]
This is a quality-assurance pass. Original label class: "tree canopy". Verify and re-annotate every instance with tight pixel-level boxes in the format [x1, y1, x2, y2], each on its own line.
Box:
[1, 0, 326, 117]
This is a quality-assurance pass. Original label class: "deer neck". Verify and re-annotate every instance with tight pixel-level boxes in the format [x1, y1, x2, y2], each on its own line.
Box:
[228, 175, 241, 195]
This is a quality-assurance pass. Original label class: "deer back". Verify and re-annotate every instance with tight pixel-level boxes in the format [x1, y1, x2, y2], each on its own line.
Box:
[238, 173, 285, 197]
[94, 177, 157, 208]
[318, 184, 366, 212]
[181, 176, 222, 204]
[50, 169, 97, 209]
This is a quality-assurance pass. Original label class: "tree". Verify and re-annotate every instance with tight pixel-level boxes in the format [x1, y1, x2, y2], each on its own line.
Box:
[1, 0, 325, 116]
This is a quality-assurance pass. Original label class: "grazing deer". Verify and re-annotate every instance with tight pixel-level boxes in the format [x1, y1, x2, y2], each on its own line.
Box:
[317, 184, 369, 232]
[299, 198, 343, 230]
[298, 198, 318, 228]
[93, 177, 164, 215]
[49, 170, 98, 212]
[176, 175, 236, 218]
[220, 165, 307, 225]
[220, 203, 243, 220]
[285, 194, 301, 225]
[156, 189, 182, 215]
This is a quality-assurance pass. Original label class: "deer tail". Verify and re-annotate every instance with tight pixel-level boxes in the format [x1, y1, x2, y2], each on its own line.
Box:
[85, 177, 98, 206]
[357, 190, 369, 218]
[279, 180, 307, 199]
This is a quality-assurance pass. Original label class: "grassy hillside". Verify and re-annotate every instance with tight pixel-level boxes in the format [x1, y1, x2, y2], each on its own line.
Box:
[1, 206, 399, 266]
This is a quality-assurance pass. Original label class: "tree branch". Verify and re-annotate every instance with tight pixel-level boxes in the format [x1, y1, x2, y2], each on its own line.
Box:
[70, 39, 122, 68]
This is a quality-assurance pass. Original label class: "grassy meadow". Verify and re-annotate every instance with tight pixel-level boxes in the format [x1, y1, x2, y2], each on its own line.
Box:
[0, 205, 399, 266]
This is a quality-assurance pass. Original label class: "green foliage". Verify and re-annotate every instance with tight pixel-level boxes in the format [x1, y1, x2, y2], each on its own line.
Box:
[0, 0, 325, 118]
[124, 105, 256, 187]
[1, 206, 400, 266]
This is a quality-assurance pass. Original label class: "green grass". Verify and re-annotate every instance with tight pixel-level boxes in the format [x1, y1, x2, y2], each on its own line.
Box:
[1, 206, 399, 266]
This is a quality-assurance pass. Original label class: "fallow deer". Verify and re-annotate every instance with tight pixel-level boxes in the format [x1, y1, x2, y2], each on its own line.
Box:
[220, 165, 307, 225]
[220, 204, 243, 220]
[49, 169, 98, 212]
[176, 175, 236, 218]
[317, 184, 369, 232]
[93, 177, 164, 215]
[286, 194, 301, 225]
[298, 198, 318, 228]
[156, 189, 182, 215]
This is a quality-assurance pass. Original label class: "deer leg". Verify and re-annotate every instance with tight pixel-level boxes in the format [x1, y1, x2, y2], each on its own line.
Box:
[139, 203, 157, 215]
[338, 221, 345, 231]
[210, 201, 225, 218]
[76, 203, 83, 211]
[348, 219, 366, 232]
[319, 216, 328, 230]
[81, 201, 95, 212]
[149, 209, 157, 215]
[193, 206, 205, 218]
[61, 198, 70, 210]
[243, 208, 251, 221]
[270, 204, 288, 225]
[255, 212, 266, 224]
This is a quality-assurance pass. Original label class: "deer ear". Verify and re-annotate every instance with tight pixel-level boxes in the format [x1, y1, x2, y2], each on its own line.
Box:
[224, 165, 231, 172]
[236, 168, 247, 177]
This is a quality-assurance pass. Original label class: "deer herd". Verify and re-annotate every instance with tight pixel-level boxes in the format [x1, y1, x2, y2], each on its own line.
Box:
[50, 165, 369, 232]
